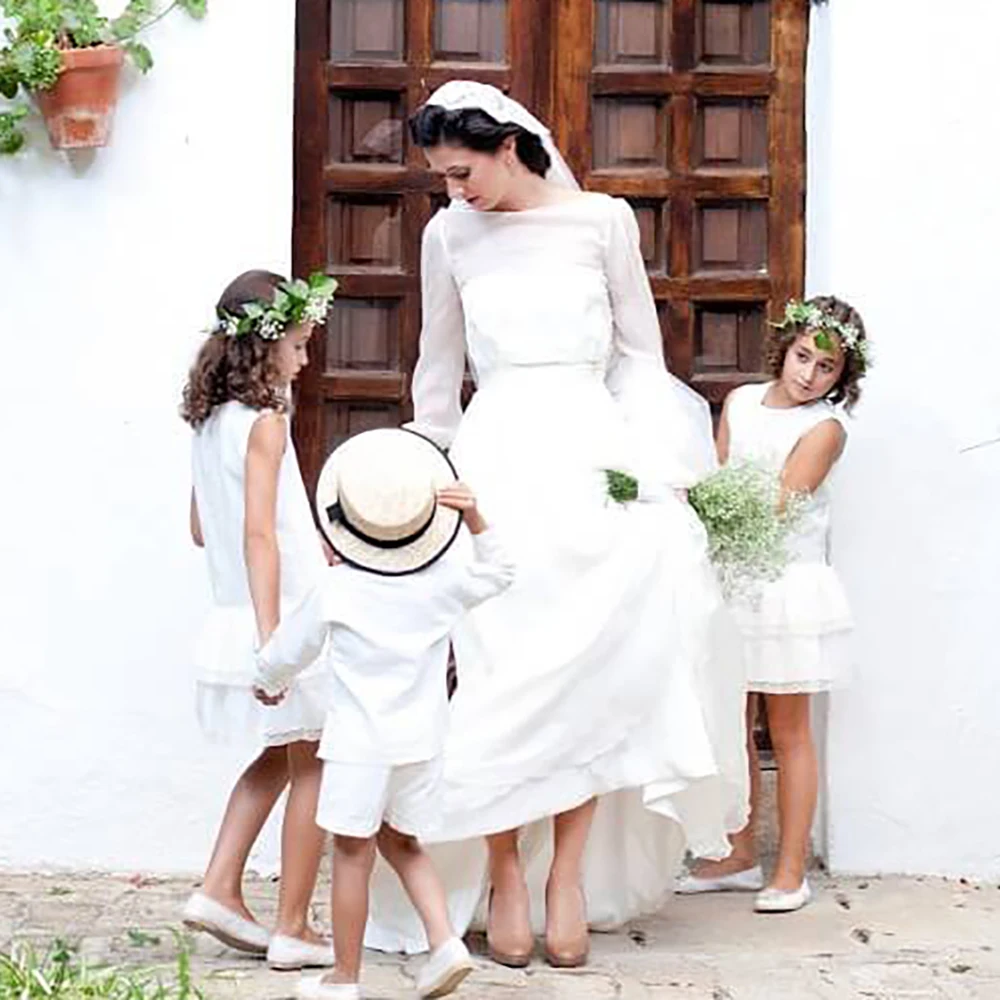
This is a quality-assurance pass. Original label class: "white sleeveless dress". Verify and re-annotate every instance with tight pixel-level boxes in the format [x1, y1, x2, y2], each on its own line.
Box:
[365, 194, 749, 952]
[191, 401, 328, 747]
[726, 381, 854, 693]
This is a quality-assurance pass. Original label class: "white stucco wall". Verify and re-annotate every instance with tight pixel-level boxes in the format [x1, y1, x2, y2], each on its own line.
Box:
[2, 1, 998, 881]
[808, 0, 1000, 879]
[0, 1, 295, 872]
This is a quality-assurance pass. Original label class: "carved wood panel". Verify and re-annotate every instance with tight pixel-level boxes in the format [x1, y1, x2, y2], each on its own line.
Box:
[553, 0, 807, 406]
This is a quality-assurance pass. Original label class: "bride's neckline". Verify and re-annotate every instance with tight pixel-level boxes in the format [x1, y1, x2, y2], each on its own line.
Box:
[469, 192, 607, 216]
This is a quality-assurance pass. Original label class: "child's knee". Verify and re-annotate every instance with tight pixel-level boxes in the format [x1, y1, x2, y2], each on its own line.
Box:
[333, 833, 377, 866]
[767, 714, 813, 756]
[377, 823, 421, 859]
[286, 739, 321, 777]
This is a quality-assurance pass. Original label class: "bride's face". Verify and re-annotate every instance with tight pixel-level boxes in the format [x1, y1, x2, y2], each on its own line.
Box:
[424, 141, 514, 211]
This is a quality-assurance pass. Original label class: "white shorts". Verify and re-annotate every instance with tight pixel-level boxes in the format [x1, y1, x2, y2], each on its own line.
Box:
[315, 756, 444, 839]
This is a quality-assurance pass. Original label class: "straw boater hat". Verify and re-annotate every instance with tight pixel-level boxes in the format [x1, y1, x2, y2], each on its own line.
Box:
[315, 428, 462, 576]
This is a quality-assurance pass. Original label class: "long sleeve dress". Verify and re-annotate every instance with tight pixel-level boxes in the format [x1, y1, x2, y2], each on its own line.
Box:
[366, 193, 748, 952]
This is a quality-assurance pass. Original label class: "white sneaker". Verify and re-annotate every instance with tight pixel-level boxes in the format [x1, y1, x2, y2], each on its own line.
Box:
[754, 879, 812, 913]
[267, 934, 336, 971]
[295, 974, 360, 1000]
[181, 891, 270, 954]
[416, 937, 474, 999]
[675, 866, 765, 895]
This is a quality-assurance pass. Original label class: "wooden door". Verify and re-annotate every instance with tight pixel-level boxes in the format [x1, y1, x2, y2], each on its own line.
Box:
[551, 0, 807, 409]
[293, 0, 555, 489]
[293, 0, 807, 487]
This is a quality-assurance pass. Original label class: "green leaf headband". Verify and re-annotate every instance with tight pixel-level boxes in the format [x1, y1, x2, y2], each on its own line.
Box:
[213, 273, 339, 341]
[772, 299, 872, 371]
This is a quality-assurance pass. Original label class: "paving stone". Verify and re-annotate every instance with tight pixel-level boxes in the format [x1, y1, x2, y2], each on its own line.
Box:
[3, 872, 1000, 999]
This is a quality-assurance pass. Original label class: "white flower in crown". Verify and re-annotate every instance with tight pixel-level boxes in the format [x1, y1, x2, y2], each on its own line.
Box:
[304, 295, 331, 324]
[222, 315, 240, 338]
[258, 316, 282, 341]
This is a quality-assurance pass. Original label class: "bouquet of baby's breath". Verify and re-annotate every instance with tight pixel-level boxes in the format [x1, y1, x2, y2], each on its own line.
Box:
[688, 461, 807, 602]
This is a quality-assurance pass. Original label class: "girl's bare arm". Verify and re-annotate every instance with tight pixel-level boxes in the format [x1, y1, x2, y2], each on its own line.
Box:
[189, 488, 204, 547]
[244, 413, 287, 644]
[782, 419, 846, 499]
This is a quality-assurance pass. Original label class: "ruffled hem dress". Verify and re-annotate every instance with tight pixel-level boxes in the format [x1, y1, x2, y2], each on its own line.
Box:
[725, 381, 854, 694]
[191, 401, 328, 747]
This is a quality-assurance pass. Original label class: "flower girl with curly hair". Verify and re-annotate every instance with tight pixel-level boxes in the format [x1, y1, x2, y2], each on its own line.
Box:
[678, 295, 869, 913]
[179, 269, 338, 969]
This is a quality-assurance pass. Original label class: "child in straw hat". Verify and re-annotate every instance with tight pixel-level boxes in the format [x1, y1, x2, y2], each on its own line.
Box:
[254, 428, 515, 1000]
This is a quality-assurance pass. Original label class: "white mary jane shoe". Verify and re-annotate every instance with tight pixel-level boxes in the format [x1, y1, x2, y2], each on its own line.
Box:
[754, 879, 812, 913]
[182, 891, 270, 954]
[295, 974, 360, 1000]
[267, 934, 336, 971]
[416, 937, 475, 999]
[675, 865, 765, 895]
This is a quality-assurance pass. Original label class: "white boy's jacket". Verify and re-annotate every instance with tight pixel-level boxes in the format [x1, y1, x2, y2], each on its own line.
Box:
[255, 529, 514, 766]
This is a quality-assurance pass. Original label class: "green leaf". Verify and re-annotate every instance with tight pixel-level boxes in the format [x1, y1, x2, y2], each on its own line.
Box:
[308, 272, 337, 295]
[0, 101, 28, 155]
[813, 330, 834, 353]
[111, 15, 140, 40]
[124, 39, 153, 72]
[112, 0, 154, 40]
[0, 124, 25, 154]
[178, 0, 208, 19]
[0, 69, 19, 99]
[604, 468, 639, 505]
[125, 0, 157, 17]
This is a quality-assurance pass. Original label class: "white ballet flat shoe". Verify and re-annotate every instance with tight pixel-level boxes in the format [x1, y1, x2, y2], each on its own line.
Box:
[181, 891, 270, 954]
[295, 974, 360, 1000]
[754, 879, 812, 913]
[675, 865, 765, 895]
[416, 937, 474, 999]
[267, 934, 336, 971]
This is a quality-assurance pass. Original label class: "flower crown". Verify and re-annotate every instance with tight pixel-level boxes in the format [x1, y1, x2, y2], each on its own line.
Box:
[772, 299, 872, 371]
[212, 273, 339, 341]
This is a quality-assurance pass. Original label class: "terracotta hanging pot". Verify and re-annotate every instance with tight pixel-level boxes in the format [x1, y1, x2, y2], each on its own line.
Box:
[34, 45, 125, 150]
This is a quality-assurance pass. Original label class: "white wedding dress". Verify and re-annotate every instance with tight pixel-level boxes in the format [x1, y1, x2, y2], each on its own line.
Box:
[365, 193, 748, 953]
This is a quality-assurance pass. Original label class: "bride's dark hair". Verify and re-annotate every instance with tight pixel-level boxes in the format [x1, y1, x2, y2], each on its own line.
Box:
[409, 104, 551, 179]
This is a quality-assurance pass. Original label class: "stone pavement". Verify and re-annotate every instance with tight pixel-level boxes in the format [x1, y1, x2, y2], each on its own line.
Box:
[2, 870, 998, 999]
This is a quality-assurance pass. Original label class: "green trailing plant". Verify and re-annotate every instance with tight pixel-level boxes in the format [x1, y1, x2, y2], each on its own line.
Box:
[0, 0, 207, 153]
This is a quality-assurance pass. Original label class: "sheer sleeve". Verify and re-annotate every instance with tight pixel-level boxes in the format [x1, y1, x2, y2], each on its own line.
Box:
[406, 212, 467, 449]
[604, 198, 717, 489]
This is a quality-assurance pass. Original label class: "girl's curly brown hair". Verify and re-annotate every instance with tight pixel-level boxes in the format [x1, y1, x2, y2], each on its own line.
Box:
[181, 270, 291, 428]
[765, 294, 868, 413]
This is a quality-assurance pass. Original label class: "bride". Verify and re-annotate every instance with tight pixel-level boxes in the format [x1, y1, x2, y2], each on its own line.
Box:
[365, 80, 748, 968]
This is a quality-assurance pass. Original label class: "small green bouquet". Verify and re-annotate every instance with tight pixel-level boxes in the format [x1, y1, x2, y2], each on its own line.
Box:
[604, 469, 640, 505]
[688, 462, 807, 601]
[603, 463, 806, 601]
